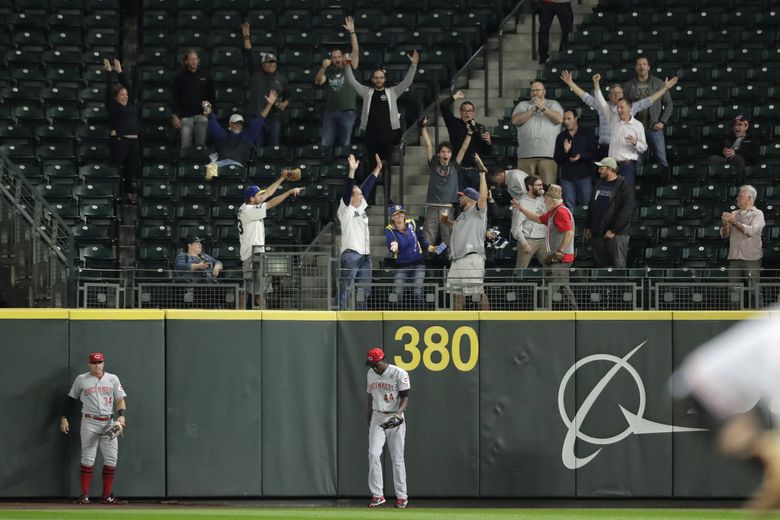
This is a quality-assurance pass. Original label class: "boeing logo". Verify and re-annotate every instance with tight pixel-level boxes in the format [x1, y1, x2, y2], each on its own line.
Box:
[558, 341, 706, 470]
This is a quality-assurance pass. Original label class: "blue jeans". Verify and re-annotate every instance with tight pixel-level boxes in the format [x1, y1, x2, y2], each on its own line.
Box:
[560, 176, 593, 209]
[645, 127, 668, 167]
[257, 118, 281, 148]
[618, 160, 637, 186]
[339, 249, 372, 310]
[321, 110, 356, 147]
[393, 263, 426, 304]
[179, 115, 208, 148]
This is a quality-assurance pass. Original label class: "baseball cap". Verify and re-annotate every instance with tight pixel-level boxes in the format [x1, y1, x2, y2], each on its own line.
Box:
[733, 114, 749, 124]
[387, 204, 405, 220]
[186, 235, 204, 245]
[229, 114, 245, 124]
[365, 347, 385, 367]
[244, 185, 266, 200]
[458, 187, 480, 201]
[261, 52, 277, 63]
[88, 352, 105, 363]
[595, 157, 618, 170]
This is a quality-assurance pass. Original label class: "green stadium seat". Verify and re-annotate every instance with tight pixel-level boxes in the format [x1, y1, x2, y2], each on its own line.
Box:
[78, 142, 111, 160]
[140, 223, 174, 240]
[140, 201, 174, 221]
[142, 163, 172, 179]
[42, 159, 79, 179]
[644, 245, 679, 267]
[37, 140, 76, 160]
[38, 180, 77, 200]
[45, 101, 82, 121]
[50, 199, 79, 219]
[79, 244, 117, 268]
[80, 163, 119, 179]
[137, 242, 172, 262]
[80, 198, 116, 219]
[142, 180, 174, 199]
[74, 181, 120, 199]
[176, 200, 210, 219]
[177, 181, 212, 199]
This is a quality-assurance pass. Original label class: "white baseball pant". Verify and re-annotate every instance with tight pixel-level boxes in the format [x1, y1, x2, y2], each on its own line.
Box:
[80, 419, 118, 467]
[368, 411, 407, 499]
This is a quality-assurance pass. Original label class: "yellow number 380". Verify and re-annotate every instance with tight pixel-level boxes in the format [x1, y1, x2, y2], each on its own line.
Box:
[393, 325, 479, 372]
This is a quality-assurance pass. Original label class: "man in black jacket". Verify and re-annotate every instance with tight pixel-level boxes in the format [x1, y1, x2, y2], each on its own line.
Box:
[708, 114, 760, 175]
[440, 91, 492, 190]
[585, 157, 635, 268]
[170, 50, 216, 148]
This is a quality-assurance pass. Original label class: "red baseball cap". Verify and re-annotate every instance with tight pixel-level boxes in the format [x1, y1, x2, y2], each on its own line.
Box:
[88, 352, 105, 363]
[365, 348, 385, 366]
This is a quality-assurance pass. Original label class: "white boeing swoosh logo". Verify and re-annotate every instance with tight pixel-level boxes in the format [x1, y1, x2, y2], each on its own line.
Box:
[558, 341, 707, 470]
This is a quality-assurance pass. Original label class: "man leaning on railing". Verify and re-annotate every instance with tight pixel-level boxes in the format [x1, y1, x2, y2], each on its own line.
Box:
[174, 236, 222, 283]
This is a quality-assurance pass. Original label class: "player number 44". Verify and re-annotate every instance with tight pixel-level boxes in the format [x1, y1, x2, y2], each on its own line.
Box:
[393, 325, 479, 372]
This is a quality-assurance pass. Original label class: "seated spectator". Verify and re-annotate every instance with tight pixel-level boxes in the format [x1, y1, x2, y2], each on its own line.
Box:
[385, 204, 444, 307]
[174, 236, 223, 282]
[314, 16, 360, 147]
[205, 90, 277, 166]
[554, 109, 597, 208]
[709, 115, 759, 175]
[170, 50, 215, 149]
[420, 115, 472, 250]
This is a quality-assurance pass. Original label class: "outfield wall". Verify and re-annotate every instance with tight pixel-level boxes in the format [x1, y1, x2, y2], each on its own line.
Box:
[0, 309, 765, 498]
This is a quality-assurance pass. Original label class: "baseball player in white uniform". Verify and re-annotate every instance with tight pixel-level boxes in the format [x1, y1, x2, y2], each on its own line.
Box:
[238, 174, 302, 309]
[365, 347, 410, 509]
[672, 310, 780, 510]
[60, 352, 127, 505]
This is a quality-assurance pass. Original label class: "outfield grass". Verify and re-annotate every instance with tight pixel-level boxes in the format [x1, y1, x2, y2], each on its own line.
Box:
[0, 508, 752, 520]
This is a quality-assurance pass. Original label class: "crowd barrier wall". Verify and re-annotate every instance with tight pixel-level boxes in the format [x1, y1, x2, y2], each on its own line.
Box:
[0, 309, 764, 498]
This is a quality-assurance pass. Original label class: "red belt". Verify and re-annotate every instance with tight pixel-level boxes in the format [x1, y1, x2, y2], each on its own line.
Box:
[84, 414, 111, 421]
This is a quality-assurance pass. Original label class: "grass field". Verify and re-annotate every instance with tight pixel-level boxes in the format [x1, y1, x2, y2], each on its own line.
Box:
[0, 508, 755, 520]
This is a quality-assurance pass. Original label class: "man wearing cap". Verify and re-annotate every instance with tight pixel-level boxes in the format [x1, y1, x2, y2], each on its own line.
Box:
[708, 115, 760, 175]
[512, 183, 578, 309]
[365, 347, 410, 509]
[385, 204, 445, 307]
[174, 236, 223, 282]
[205, 90, 279, 166]
[238, 173, 303, 309]
[242, 21, 289, 147]
[338, 154, 382, 310]
[440, 157, 490, 310]
[585, 158, 635, 268]
[60, 352, 127, 505]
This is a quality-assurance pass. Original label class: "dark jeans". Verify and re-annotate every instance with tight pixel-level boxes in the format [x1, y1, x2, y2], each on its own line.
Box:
[364, 129, 399, 206]
[591, 235, 630, 268]
[560, 176, 593, 209]
[538, 1, 574, 61]
[645, 127, 668, 167]
[618, 160, 637, 186]
[257, 118, 281, 147]
[321, 110, 357, 147]
[109, 137, 139, 196]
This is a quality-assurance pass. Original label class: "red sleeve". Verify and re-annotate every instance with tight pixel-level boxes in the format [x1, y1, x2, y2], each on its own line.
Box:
[552, 208, 574, 232]
[539, 208, 552, 225]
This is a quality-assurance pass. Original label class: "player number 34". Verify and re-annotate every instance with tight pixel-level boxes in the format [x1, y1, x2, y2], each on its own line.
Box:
[393, 325, 479, 372]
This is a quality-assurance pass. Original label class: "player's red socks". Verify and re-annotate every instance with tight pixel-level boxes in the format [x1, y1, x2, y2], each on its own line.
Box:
[102, 465, 116, 497]
[79, 465, 93, 494]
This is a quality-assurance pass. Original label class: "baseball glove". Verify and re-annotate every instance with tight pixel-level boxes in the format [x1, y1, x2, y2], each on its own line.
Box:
[380, 415, 404, 430]
[104, 421, 124, 440]
[283, 168, 302, 182]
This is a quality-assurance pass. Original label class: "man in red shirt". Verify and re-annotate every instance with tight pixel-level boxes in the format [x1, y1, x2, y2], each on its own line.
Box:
[512, 184, 578, 309]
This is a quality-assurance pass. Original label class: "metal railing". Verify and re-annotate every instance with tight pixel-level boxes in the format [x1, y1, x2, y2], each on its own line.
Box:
[0, 157, 75, 307]
[75, 254, 780, 313]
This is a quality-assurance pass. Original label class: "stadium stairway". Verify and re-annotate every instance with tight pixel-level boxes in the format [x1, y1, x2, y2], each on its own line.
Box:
[366, 0, 599, 263]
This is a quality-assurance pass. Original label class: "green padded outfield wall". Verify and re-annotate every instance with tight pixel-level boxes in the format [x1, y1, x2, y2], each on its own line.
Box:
[0, 309, 766, 499]
[67, 310, 166, 498]
[165, 311, 263, 496]
[0, 310, 70, 497]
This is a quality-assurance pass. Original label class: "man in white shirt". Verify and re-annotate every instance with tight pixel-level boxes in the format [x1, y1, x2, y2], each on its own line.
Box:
[238, 173, 302, 309]
[338, 153, 382, 309]
[591, 74, 648, 185]
[511, 175, 549, 269]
